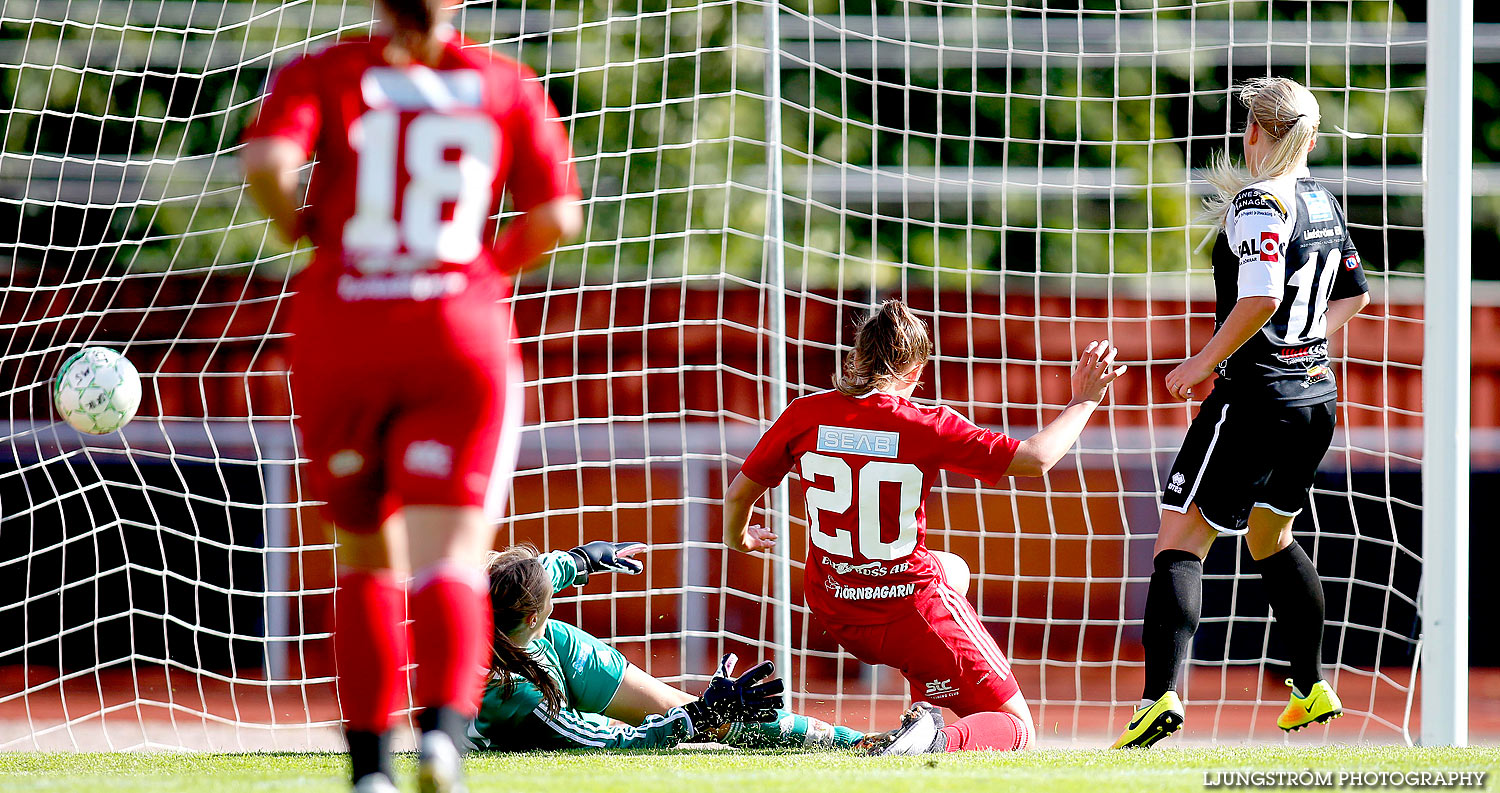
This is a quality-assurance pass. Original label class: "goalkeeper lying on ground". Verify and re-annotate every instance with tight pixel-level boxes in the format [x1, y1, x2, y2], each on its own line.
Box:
[467, 542, 870, 751]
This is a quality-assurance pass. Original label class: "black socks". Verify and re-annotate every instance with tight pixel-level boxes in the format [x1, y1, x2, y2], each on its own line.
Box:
[348, 708, 469, 784]
[1253, 540, 1326, 694]
[346, 729, 392, 784]
[417, 705, 471, 751]
[1141, 549, 1204, 701]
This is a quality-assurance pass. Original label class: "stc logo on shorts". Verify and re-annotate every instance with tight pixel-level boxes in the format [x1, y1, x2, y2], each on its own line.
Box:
[924, 679, 959, 699]
[1259, 231, 1280, 263]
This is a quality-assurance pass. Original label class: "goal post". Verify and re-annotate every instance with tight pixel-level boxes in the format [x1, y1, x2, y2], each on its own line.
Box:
[759, 0, 797, 699]
[1419, 0, 1472, 749]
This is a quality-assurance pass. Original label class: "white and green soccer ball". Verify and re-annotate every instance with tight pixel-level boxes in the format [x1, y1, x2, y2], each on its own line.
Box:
[54, 347, 142, 435]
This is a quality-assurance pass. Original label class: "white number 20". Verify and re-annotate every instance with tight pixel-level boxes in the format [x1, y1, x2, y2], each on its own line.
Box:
[800, 452, 923, 561]
[343, 109, 498, 266]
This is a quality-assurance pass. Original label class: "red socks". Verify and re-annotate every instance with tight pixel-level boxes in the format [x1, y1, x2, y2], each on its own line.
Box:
[940, 711, 1032, 752]
[409, 563, 493, 715]
[335, 570, 407, 733]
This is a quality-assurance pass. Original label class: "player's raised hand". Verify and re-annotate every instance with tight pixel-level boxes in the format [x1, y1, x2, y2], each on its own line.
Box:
[568, 540, 647, 584]
[739, 523, 778, 552]
[1071, 339, 1128, 404]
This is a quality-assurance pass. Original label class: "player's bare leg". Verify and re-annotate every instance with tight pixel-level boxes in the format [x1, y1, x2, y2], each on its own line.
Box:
[602, 665, 696, 725]
[1244, 507, 1294, 561]
[1155, 503, 1218, 558]
[335, 524, 407, 791]
[1113, 505, 1215, 748]
[998, 691, 1035, 748]
[405, 505, 498, 793]
[1244, 507, 1341, 730]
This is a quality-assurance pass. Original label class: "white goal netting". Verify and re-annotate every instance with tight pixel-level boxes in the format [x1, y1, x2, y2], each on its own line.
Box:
[0, 0, 1430, 750]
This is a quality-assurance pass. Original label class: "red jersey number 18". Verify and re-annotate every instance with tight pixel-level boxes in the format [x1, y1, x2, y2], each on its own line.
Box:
[801, 452, 922, 561]
[343, 109, 498, 268]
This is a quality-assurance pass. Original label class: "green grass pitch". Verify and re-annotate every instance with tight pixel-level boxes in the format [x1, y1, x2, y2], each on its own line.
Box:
[2, 747, 1497, 793]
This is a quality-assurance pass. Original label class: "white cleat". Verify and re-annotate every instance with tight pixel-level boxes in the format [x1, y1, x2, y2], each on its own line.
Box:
[418, 730, 468, 793]
[862, 702, 945, 756]
[353, 772, 398, 793]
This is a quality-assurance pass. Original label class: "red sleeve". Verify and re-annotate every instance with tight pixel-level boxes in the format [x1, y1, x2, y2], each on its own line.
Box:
[739, 411, 800, 488]
[930, 406, 1019, 486]
[504, 72, 579, 211]
[244, 54, 322, 154]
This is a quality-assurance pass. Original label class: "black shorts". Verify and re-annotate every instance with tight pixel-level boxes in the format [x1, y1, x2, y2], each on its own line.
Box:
[1160, 388, 1336, 534]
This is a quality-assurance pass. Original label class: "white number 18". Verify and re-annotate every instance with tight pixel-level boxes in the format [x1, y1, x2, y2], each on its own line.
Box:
[343, 109, 498, 267]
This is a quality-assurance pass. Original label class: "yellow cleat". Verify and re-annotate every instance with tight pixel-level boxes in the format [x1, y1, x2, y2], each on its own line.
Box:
[1277, 679, 1342, 731]
[1111, 691, 1184, 749]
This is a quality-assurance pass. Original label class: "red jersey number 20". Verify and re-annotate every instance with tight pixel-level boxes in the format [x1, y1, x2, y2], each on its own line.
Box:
[343, 69, 499, 269]
[801, 452, 923, 561]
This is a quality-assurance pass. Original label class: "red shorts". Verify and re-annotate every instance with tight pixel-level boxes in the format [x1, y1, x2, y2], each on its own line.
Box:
[292, 343, 522, 533]
[823, 582, 1020, 717]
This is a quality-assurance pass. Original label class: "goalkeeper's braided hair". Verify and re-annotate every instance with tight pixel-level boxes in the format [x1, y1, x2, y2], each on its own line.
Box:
[485, 545, 566, 713]
[834, 299, 933, 397]
[377, 0, 448, 66]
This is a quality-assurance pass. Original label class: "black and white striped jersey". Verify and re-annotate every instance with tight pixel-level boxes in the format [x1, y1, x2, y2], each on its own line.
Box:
[1210, 173, 1369, 406]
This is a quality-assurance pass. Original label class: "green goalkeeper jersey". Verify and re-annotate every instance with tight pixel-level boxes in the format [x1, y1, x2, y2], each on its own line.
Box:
[467, 551, 698, 751]
[467, 550, 866, 752]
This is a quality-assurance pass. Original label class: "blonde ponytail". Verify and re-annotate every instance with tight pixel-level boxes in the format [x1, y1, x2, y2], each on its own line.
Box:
[1196, 77, 1321, 250]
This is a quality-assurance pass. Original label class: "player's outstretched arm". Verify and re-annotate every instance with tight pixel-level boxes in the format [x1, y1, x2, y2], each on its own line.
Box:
[723, 473, 777, 553]
[1006, 340, 1126, 477]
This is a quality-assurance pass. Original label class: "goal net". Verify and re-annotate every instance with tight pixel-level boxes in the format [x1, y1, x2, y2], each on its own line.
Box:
[0, 0, 1431, 750]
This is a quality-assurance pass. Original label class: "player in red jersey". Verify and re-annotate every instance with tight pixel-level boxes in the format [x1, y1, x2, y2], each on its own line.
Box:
[723, 300, 1126, 754]
[241, 2, 580, 791]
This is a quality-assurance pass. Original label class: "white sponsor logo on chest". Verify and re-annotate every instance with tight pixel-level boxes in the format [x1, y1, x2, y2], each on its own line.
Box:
[1301, 190, 1334, 223]
[816, 425, 900, 458]
[361, 66, 483, 111]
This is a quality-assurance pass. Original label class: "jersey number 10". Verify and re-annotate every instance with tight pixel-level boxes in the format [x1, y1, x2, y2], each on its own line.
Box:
[1280, 248, 1345, 345]
[800, 452, 923, 561]
[343, 109, 498, 267]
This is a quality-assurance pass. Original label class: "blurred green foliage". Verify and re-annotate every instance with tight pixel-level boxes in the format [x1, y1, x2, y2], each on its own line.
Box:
[0, 0, 1465, 285]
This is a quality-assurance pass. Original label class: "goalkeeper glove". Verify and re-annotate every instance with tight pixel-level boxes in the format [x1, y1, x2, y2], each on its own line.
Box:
[568, 540, 646, 584]
[682, 653, 784, 735]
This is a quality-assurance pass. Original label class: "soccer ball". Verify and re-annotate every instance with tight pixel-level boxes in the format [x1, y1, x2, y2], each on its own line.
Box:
[54, 347, 142, 435]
